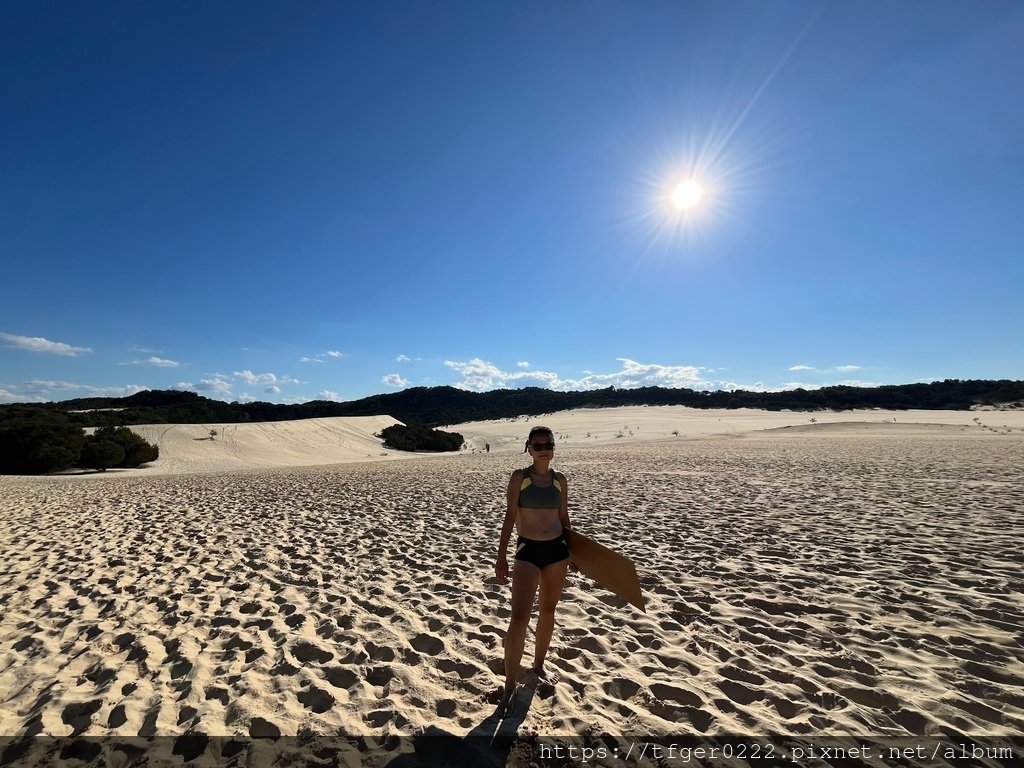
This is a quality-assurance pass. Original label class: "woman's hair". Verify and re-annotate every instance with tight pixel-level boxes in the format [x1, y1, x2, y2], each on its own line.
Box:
[524, 425, 554, 453]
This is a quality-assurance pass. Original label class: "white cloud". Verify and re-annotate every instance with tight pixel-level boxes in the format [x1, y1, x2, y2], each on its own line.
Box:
[316, 390, 341, 401]
[265, 385, 281, 394]
[132, 356, 180, 368]
[234, 370, 278, 386]
[15, 381, 149, 400]
[444, 357, 716, 392]
[396, 354, 411, 362]
[0, 387, 37, 403]
[233, 370, 302, 386]
[174, 376, 233, 399]
[517, 361, 530, 368]
[382, 373, 410, 388]
[301, 350, 343, 363]
[789, 363, 862, 375]
[195, 377, 233, 396]
[0, 332, 92, 356]
[23, 380, 82, 393]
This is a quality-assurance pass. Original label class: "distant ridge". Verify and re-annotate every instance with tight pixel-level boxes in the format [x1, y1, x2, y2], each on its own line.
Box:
[1, 380, 1020, 428]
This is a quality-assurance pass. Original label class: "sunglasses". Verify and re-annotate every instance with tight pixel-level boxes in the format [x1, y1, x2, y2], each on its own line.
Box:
[530, 441, 555, 451]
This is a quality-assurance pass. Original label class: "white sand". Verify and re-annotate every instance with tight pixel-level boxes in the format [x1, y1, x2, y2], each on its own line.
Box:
[449, 405, 1024, 454]
[81, 416, 407, 475]
[2, 407, 1022, 766]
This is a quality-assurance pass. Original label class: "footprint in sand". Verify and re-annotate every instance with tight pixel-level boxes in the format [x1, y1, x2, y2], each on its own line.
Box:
[602, 679, 641, 700]
[890, 707, 935, 735]
[138, 705, 160, 738]
[719, 664, 765, 686]
[411, 633, 444, 656]
[205, 686, 229, 705]
[270, 660, 300, 676]
[326, 667, 359, 689]
[291, 641, 334, 664]
[650, 683, 702, 708]
[946, 696, 1006, 725]
[249, 716, 281, 740]
[107, 704, 127, 728]
[679, 706, 716, 732]
[808, 691, 848, 711]
[339, 649, 369, 665]
[365, 642, 396, 662]
[223, 633, 254, 652]
[768, 695, 802, 720]
[172, 731, 209, 762]
[837, 685, 898, 710]
[297, 685, 335, 714]
[435, 699, 458, 718]
[365, 709, 394, 728]
[83, 663, 117, 691]
[366, 666, 396, 687]
[437, 658, 479, 680]
[169, 658, 193, 680]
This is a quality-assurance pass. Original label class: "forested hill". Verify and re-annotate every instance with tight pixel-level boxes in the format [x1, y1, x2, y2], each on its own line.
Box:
[1, 380, 1020, 428]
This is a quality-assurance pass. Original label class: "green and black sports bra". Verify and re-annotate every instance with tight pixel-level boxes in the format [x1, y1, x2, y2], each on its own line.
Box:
[518, 467, 562, 509]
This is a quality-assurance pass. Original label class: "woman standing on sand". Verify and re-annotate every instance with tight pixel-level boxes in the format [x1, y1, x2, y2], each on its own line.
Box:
[494, 426, 573, 716]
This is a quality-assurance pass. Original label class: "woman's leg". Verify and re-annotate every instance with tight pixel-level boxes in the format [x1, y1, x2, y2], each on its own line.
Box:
[503, 559, 540, 700]
[533, 558, 569, 683]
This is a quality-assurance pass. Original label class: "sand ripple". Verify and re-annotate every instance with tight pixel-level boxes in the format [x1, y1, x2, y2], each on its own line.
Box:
[1, 431, 1022, 765]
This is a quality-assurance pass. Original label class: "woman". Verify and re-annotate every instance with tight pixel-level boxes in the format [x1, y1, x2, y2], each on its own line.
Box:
[494, 425, 573, 716]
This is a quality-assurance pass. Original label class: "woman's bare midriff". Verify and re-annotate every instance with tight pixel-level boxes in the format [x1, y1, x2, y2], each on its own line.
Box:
[517, 508, 563, 540]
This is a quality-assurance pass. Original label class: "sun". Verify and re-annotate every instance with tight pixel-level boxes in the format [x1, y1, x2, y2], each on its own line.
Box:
[671, 179, 705, 211]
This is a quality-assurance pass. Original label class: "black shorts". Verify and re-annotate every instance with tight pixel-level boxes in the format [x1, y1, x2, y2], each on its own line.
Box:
[515, 535, 570, 569]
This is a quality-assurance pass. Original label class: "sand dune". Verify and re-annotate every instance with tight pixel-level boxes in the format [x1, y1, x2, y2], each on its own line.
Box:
[76, 405, 1024, 476]
[81, 416, 407, 475]
[448, 405, 1024, 454]
[2, 408, 1023, 766]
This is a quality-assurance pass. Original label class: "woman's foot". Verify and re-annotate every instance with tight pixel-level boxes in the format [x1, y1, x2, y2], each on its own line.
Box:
[532, 666, 560, 686]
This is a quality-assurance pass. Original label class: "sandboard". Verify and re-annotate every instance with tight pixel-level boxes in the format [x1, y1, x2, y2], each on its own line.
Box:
[564, 529, 646, 613]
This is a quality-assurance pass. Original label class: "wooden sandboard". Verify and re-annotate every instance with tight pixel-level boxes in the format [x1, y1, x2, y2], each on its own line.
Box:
[564, 529, 646, 613]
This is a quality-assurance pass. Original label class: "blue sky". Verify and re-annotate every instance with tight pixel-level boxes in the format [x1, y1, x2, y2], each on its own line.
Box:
[2, 1, 1022, 405]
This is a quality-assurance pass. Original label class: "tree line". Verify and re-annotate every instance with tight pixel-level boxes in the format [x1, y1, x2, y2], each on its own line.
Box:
[2, 379, 1020, 473]
[1, 379, 1019, 430]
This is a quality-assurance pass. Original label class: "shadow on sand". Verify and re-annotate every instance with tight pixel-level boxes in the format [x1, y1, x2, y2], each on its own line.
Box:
[383, 686, 537, 767]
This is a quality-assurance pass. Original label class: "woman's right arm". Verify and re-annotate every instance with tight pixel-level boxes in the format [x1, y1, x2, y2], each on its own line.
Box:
[495, 470, 520, 582]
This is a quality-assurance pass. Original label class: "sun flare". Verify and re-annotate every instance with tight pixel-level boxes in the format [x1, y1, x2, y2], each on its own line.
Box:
[672, 179, 705, 211]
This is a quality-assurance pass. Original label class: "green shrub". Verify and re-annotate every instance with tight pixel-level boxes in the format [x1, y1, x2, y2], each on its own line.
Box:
[93, 426, 159, 467]
[79, 439, 125, 471]
[0, 420, 86, 474]
[379, 424, 463, 452]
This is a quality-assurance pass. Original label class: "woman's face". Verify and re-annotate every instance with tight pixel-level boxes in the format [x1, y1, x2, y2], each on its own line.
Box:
[528, 431, 555, 457]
